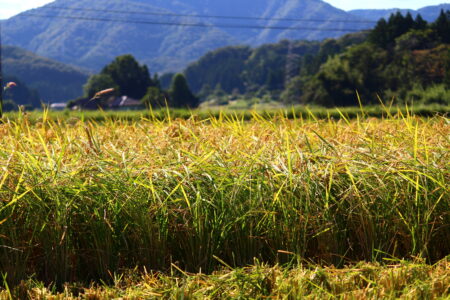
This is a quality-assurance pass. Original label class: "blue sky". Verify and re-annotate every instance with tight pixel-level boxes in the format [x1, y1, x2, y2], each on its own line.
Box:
[0, 0, 448, 19]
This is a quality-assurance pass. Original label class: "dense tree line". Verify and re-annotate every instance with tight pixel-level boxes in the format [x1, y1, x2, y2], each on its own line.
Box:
[183, 10, 450, 107]
[183, 41, 322, 100]
[80, 55, 198, 109]
[62, 10, 450, 110]
[291, 10, 450, 106]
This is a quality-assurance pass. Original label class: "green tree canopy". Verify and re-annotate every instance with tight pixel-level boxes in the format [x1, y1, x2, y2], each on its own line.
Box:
[142, 86, 166, 108]
[100, 54, 153, 99]
[369, 12, 429, 48]
[414, 14, 427, 30]
[432, 10, 450, 44]
[169, 73, 198, 108]
[300, 43, 388, 107]
[184, 46, 251, 94]
[83, 74, 118, 99]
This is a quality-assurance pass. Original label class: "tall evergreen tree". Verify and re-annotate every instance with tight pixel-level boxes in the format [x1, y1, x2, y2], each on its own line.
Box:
[432, 10, 450, 43]
[169, 73, 199, 108]
[369, 18, 389, 48]
[388, 12, 412, 43]
[370, 12, 428, 48]
[414, 14, 428, 30]
[402, 12, 415, 34]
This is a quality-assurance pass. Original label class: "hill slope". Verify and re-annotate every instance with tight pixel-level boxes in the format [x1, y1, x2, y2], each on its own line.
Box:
[3, 45, 89, 102]
[3, 1, 447, 74]
[2, 0, 369, 73]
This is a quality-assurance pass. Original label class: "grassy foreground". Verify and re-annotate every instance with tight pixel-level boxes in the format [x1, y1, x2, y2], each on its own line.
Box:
[4, 104, 450, 124]
[1, 259, 449, 299]
[0, 109, 448, 295]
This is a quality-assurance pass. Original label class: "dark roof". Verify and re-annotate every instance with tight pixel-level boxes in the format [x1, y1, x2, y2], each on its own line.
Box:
[108, 96, 142, 108]
[70, 96, 144, 110]
[70, 98, 103, 110]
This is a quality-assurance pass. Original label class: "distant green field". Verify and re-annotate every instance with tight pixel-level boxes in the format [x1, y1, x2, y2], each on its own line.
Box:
[3, 104, 450, 123]
[0, 108, 448, 297]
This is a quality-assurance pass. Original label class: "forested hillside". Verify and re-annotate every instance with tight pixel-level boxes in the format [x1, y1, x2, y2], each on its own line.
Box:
[10, 7, 446, 110]
[184, 32, 367, 96]
[290, 10, 450, 106]
[3, 45, 89, 102]
[183, 10, 450, 107]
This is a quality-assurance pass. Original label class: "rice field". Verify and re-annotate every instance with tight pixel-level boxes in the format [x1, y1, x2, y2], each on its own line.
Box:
[0, 109, 449, 297]
[1, 260, 449, 299]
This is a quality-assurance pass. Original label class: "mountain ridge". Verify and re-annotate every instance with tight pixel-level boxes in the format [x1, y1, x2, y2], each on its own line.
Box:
[2, 0, 369, 73]
[2, 1, 448, 76]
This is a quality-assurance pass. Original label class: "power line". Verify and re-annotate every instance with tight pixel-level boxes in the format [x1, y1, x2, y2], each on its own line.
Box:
[44, 5, 377, 24]
[20, 13, 370, 32]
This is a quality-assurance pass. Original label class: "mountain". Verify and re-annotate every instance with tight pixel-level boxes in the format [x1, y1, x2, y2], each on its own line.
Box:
[2, 0, 238, 73]
[2, 45, 90, 102]
[3, 0, 447, 75]
[2, 0, 370, 73]
[349, 4, 450, 22]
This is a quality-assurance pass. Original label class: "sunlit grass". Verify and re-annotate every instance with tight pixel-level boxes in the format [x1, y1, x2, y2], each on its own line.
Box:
[0, 108, 448, 293]
[1, 259, 448, 299]
[3, 103, 449, 124]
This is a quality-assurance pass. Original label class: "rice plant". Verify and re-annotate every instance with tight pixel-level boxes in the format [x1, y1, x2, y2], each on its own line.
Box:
[0, 108, 448, 289]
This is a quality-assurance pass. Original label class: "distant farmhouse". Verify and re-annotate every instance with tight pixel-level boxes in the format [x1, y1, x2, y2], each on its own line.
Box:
[66, 96, 144, 111]
[49, 103, 68, 111]
[109, 96, 142, 109]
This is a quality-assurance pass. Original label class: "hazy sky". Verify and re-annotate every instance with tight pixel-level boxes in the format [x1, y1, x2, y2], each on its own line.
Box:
[0, 0, 448, 19]
[0, 0, 51, 19]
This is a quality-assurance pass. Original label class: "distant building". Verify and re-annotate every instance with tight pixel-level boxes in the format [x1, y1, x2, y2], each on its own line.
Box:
[49, 103, 68, 111]
[68, 96, 144, 110]
[108, 96, 143, 110]
[69, 98, 102, 110]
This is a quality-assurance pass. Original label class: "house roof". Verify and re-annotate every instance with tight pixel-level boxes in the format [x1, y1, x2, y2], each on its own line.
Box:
[109, 96, 142, 108]
[70, 95, 143, 110]
[50, 103, 67, 109]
